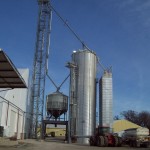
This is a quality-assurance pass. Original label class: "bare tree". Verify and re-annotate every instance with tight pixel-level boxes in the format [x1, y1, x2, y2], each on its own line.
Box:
[121, 110, 139, 124]
[120, 110, 150, 130]
[114, 115, 120, 120]
[138, 111, 150, 130]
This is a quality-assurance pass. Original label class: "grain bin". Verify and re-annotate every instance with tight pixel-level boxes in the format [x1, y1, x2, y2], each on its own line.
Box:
[46, 91, 68, 119]
[99, 70, 113, 128]
[69, 50, 97, 144]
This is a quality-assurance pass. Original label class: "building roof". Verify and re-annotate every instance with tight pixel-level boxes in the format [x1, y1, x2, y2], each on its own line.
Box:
[113, 119, 141, 133]
[0, 50, 27, 88]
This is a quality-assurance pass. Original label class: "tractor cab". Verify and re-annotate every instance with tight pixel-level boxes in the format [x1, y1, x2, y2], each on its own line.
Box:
[98, 126, 111, 135]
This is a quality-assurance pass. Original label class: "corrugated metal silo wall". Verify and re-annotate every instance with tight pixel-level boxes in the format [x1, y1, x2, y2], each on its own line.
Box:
[99, 71, 113, 129]
[71, 50, 97, 144]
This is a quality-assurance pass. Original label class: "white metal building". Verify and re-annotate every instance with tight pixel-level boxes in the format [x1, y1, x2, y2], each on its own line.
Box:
[0, 68, 30, 139]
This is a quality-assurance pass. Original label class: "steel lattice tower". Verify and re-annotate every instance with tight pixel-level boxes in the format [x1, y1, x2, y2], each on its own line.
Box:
[30, 0, 52, 138]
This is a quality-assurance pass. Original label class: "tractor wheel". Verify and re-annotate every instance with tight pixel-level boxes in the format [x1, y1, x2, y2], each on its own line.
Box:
[97, 136, 105, 147]
[89, 136, 95, 146]
[97, 136, 101, 146]
[104, 136, 108, 147]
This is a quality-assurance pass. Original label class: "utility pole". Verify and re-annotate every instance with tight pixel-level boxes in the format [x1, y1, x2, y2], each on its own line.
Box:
[30, 0, 52, 139]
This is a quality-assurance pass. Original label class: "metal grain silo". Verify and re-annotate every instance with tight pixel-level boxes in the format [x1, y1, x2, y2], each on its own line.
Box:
[99, 70, 113, 129]
[69, 50, 97, 144]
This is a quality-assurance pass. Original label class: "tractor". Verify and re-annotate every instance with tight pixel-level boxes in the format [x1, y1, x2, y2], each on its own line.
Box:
[89, 126, 122, 147]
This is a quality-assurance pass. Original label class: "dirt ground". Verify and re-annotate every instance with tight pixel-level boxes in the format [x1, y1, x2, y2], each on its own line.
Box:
[0, 139, 149, 150]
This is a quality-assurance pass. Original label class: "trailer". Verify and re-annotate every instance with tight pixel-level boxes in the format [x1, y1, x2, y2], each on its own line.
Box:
[122, 127, 150, 148]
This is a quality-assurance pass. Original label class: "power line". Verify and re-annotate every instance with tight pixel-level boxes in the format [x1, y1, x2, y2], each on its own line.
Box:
[49, 3, 108, 71]
[49, 3, 91, 51]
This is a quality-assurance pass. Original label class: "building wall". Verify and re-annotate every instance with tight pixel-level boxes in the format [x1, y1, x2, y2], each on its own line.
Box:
[0, 100, 2, 125]
[46, 128, 66, 136]
[0, 68, 30, 139]
[113, 120, 141, 133]
[0, 92, 7, 124]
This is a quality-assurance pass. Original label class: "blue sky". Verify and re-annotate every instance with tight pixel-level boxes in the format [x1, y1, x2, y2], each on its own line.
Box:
[0, 0, 150, 117]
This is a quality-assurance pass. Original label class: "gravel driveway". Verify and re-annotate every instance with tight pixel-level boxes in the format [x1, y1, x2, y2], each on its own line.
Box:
[0, 139, 149, 150]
